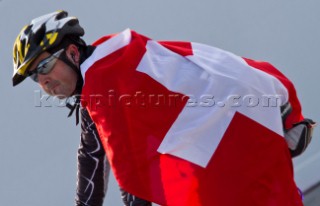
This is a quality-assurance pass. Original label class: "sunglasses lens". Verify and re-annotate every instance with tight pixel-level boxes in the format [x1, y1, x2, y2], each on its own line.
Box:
[27, 49, 64, 82]
[37, 57, 58, 74]
[29, 73, 38, 82]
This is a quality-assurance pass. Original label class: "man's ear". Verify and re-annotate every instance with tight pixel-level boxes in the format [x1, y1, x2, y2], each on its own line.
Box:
[66, 44, 80, 64]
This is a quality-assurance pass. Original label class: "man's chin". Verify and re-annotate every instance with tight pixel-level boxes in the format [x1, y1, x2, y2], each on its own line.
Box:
[51, 91, 70, 99]
[51, 89, 73, 99]
[55, 94, 69, 99]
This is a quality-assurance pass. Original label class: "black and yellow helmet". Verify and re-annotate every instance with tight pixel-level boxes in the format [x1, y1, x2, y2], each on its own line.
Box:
[12, 10, 84, 86]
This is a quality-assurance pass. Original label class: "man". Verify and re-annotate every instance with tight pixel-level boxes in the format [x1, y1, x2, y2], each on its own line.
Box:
[13, 10, 315, 206]
[12, 10, 151, 206]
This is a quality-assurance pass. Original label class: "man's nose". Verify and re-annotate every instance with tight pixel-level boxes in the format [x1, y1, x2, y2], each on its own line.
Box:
[37, 74, 51, 88]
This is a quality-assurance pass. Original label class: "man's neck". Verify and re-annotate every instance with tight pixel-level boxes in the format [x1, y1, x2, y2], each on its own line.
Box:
[79, 45, 96, 65]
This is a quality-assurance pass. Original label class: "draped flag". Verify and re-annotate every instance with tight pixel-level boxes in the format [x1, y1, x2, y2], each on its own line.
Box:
[80, 29, 304, 206]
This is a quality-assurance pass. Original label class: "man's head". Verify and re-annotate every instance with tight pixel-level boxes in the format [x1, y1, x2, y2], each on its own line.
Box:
[12, 10, 85, 98]
[27, 44, 81, 98]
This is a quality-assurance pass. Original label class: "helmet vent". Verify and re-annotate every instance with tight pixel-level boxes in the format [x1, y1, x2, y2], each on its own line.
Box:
[20, 39, 26, 56]
[55, 11, 67, 20]
[33, 25, 46, 46]
[24, 25, 32, 35]
[67, 19, 78, 27]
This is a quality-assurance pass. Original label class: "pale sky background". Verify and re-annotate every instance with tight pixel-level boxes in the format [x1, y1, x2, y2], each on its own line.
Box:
[0, 0, 319, 205]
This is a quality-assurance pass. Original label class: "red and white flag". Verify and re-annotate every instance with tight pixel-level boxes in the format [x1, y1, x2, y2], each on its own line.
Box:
[80, 29, 304, 206]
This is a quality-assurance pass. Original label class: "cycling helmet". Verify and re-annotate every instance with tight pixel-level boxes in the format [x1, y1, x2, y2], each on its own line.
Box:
[12, 10, 84, 86]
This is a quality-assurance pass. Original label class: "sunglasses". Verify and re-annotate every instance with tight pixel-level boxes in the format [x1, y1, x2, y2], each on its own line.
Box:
[27, 49, 65, 82]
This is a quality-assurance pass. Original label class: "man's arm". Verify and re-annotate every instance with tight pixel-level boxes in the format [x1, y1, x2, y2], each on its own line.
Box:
[120, 188, 152, 206]
[75, 108, 109, 206]
[75, 108, 152, 206]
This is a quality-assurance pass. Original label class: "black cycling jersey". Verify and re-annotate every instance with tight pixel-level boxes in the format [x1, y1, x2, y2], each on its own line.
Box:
[75, 108, 108, 205]
[75, 108, 152, 206]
